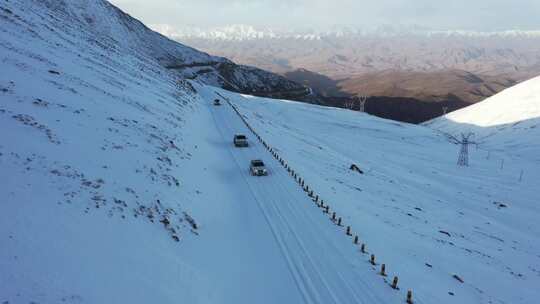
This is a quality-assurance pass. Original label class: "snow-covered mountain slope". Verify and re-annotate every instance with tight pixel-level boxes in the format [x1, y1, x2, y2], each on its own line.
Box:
[2, 1, 539, 304]
[2, 0, 305, 96]
[212, 88, 540, 304]
[0, 0, 211, 302]
[0, 1, 397, 303]
[426, 76, 540, 161]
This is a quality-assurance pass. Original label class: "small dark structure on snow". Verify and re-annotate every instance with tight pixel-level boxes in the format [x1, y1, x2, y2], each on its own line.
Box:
[349, 164, 363, 174]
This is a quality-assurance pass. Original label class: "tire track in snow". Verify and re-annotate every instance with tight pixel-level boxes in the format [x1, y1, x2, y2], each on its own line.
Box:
[221, 106, 382, 304]
[211, 106, 331, 303]
[240, 131, 384, 304]
[228, 143, 349, 304]
[208, 91, 400, 304]
[208, 101, 316, 304]
[251, 146, 381, 303]
[245, 147, 371, 304]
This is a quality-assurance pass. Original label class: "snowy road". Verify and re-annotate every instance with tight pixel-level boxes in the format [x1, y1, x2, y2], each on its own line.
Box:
[203, 87, 403, 304]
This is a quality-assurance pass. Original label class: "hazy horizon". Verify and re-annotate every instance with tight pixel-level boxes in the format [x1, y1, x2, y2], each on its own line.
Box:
[109, 0, 540, 32]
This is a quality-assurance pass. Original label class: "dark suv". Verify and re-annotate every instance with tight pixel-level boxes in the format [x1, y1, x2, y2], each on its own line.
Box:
[233, 134, 248, 147]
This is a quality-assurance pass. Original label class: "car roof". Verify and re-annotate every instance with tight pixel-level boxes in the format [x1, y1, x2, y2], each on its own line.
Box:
[235, 134, 246, 137]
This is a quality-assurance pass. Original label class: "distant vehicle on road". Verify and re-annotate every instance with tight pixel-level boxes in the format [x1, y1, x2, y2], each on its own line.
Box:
[214, 99, 221, 106]
[233, 134, 248, 147]
[250, 159, 268, 176]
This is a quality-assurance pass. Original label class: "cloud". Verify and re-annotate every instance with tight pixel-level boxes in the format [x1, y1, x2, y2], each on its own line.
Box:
[109, 0, 540, 30]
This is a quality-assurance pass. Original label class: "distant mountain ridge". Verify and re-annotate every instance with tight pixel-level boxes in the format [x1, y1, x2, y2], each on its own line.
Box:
[281, 68, 524, 123]
[166, 23, 540, 122]
[337, 69, 517, 104]
[154, 24, 540, 41]
[168, 24, 540, 80]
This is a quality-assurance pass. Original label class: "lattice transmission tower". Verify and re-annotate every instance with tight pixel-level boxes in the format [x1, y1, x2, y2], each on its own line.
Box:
[358, 95, 368, 113]
[457, 133, 474, 167]
[346, 95, 368, 112]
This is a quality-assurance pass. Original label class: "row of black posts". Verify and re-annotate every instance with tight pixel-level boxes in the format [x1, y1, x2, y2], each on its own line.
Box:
[219, 93, 414, 304]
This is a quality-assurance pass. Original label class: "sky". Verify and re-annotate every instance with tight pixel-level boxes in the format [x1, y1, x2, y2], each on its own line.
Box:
[109, 0, 540, 31]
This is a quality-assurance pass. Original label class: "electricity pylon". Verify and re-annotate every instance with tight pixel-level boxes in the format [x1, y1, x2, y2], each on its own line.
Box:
[358, 95, 367, 112]
[457, 133, 474, 167]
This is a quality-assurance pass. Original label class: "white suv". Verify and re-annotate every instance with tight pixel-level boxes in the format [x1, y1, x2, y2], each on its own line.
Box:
[250, 159, 268, 176]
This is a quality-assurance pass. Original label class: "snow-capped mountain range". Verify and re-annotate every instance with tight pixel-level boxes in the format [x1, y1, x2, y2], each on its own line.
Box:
[154, 23, 540, 41]
[166, 24, 540, 80]
[1, 1, 539, 304]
